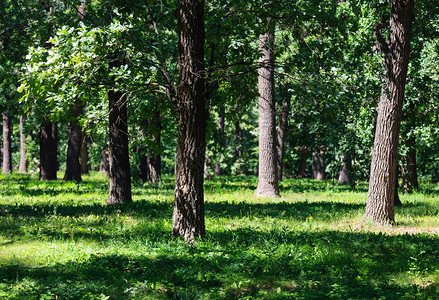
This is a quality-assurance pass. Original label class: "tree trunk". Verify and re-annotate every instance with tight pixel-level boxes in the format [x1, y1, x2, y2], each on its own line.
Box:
[100, 149, 109, 177]
[64, 104, 82, 182]
[39, 121, 58, 180]
[312, 151, 325, 181]
[106, 58, 132, 205]
[80, 131, 90, 174]
[19, 116, 27, 173]
[365, 0, 414, 224]
[2, 113, 12, 174]
[215, 105, 225, 176]
[172, 0, 207, 242]
[338, 154, 352, 185]
[148, 103, 162, 185]
[138, 151, 148, 183]
[255, 27, 279, 197]
[297, 146, 309, 178]
[400, 137, 418, 193]
[277, 97, 290, 181]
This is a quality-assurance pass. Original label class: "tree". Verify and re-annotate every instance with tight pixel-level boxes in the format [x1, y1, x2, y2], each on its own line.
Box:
[172, 0, 208, 242]
[18, 115, 27, 173]
[64, 104, 82, 182]
[364, 0, 415, 224]
[39, 120, 58, 180]
[106, 57, 132, 205]
[255, 24, 280, 197]
[2, 113, 12, 173]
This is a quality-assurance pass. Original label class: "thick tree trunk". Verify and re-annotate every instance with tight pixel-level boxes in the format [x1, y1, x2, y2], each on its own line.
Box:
[19, 116, 27, 173]
[138, 152, 148, 183]
[297, 146, 309, 178]
[106, 58, 132, 205]
[276, 97, 289, 181]
[215, 105, 225, 176]
[312, 151, 325, 181]
[39, 121, 58, 180]
[172, 0, 207, 242]
[64, 105, 82, 182]
[255, 28, 279, 197]
[338, 154, 352, 185]
[365, 0, 414, 224]
[2, 113, 12, 174]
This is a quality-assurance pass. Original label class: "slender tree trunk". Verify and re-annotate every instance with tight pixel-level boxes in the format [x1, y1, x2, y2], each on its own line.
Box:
[80, 131, 90, 174]
[297, 146, 309, 178]
[277, 97, 290, 181]
[148, 103, 162, 185]
[138, 150, 149, 183]
[39, 121, 58, 180]
[19, 116, 27, 173]
[64, 104, 82, 182]
[172, 0, 207, 242]
[400, 136, 418, 193]
[338, 154, 352, 185]
[100, 149, 109, 177]
[255, 27, 279, 197]
[2, 113, 12, 174]
[312, 151, 325, 181]
[106, 58, 132, 205]
[215, 105, 225, 176]
[365, 0, 414, 224]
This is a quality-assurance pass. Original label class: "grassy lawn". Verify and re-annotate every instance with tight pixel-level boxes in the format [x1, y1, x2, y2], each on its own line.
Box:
[0, 172, 438, 299]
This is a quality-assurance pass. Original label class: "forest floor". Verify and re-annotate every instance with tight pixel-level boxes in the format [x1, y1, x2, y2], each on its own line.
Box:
[0, 172, 438, 299]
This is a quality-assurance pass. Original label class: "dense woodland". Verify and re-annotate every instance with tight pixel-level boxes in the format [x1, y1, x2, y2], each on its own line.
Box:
[1, 0, 439, 241]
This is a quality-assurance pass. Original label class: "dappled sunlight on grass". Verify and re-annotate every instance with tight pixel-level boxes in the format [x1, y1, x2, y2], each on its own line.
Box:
[0, 172, 438, 298]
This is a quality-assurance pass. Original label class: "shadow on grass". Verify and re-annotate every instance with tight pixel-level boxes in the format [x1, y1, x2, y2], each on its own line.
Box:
[1, 229, 438, 299]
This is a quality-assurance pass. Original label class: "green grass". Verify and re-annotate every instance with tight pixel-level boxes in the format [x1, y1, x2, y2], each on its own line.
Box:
[0, 172, 438, 299]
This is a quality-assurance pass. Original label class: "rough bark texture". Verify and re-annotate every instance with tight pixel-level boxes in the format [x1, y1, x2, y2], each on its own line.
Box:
[255, 29, 279, 197]
[312, 151, 325, 181]
[276, 97, 290, 181]
[106, 58, 132, 205]
[338, 154, 352, 185]
[172, 0, 207, 242]
[19, 115, 27, 173]
[39, 121, 58, 180]
[2, 113, 12, 174]
[297, 146, 309, 178]
[365, 0, 414, 224]
[64, 105, 82, 182]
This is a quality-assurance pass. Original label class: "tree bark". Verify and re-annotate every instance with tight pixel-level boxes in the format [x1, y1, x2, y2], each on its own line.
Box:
[148, 103, 162, 185]
[215, 105, 225, 176]
[277, 97, 290, 181]
[338, 154, 352, 185]
[106, 58, 132, 205]
[255, 27, 279, 197]
[39, 121, 58, 180]
[400, 136, 418, 193]
[19, 115, 27, 173]
[312, 151, 325, 181]
[64, 104, 82, 182]
[297, 146, 309, 178]
[172, 0, 207, 242]
[100, 149, 109, 177]
[2, 113, 12, 174]
[365, 0, 414, 224]
[80, 131, 90, 174]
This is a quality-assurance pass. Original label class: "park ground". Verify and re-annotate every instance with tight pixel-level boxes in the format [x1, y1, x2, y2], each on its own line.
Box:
[0, 172, 438, 299]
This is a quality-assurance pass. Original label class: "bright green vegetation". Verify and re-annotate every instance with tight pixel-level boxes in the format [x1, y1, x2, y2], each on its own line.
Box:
[1, 173, 438, 299]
